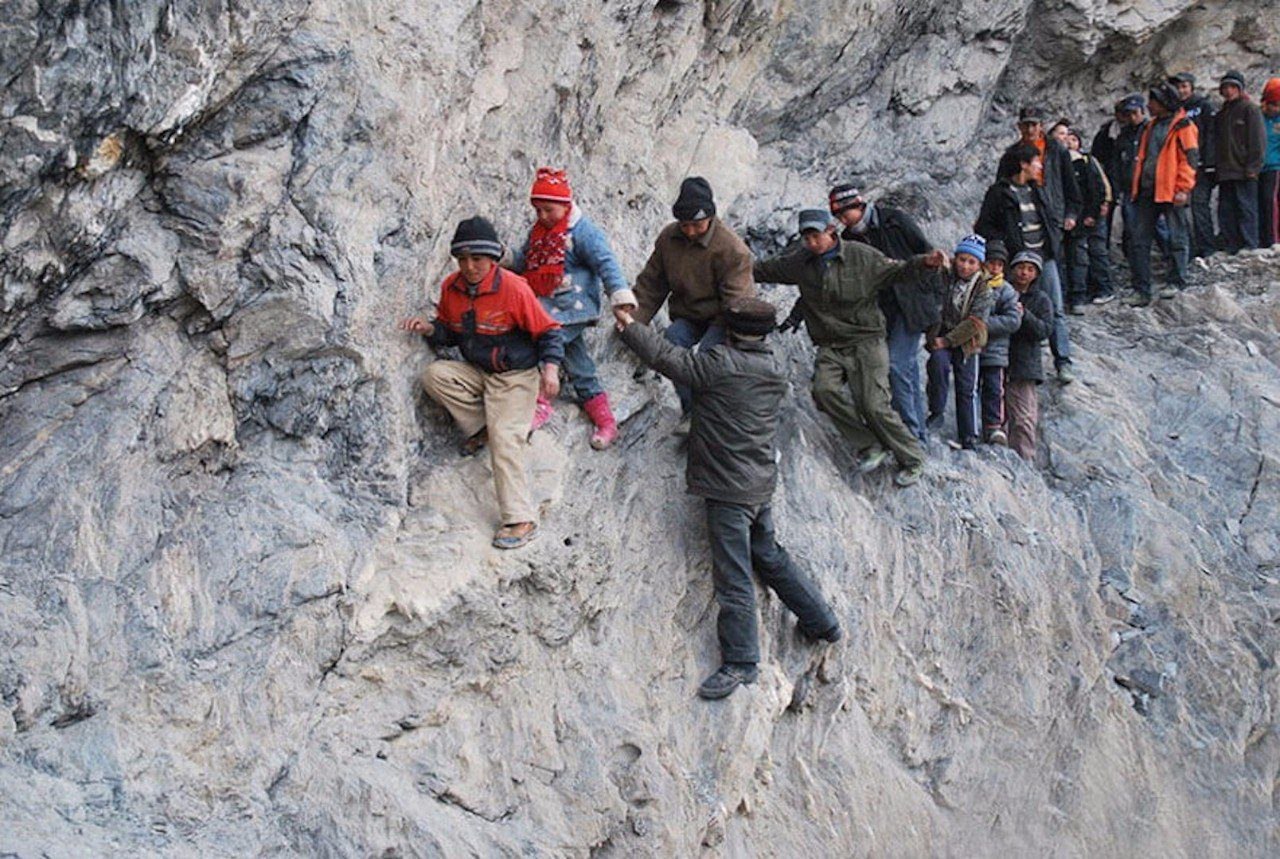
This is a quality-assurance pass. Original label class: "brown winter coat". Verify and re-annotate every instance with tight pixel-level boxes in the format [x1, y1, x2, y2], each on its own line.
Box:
[632, 218, 756, 324]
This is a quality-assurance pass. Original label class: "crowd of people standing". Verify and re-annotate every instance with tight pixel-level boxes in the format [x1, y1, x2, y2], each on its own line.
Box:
[397, 66, 1279, 699]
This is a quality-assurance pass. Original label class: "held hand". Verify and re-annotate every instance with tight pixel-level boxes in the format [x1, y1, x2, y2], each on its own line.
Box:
[1063, 217, 1077, 232]
[540, 363, 561, 400]
[922, 249, 948, 270]
[613, 306, 635, 332]
[399, 316, 433, 336]
[1083, 216, 1096, 228]
[1173, 191, 1189, 207]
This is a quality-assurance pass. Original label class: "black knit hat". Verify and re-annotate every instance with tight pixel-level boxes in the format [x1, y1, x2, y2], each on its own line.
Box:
[985, 239, 1008, 263]
[724, 298, 777, 336]
[1219, 70, 1246, 90]
[1018, 105, 1045, 123]
[1149, 82, 1179, 109]
[828, 183, 863, 214]
[672, 177, 716, 221]
[450, 216, 502, 259]
[1169, 72, 1195, 86]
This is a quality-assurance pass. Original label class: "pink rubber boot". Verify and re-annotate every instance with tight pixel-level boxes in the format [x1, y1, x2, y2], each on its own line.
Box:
[582, 393, 618, 450]
[531, 396, 554, 432]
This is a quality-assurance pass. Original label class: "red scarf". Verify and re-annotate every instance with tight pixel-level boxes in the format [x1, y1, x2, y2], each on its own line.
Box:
[523, 211, 571, 297]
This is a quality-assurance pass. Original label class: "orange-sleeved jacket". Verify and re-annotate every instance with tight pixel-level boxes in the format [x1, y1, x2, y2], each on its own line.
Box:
[1130, 109, 1199, 203]
[428, 266, 563, 372]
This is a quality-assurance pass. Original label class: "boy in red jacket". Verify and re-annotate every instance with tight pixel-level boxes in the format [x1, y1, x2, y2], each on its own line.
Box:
[400, 217, 564, 549]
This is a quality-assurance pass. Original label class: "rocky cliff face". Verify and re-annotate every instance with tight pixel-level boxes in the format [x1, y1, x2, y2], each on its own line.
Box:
[2, 1, 1278, 855]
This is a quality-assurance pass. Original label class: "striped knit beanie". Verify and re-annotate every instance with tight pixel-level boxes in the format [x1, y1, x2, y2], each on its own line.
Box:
[450, 217, 503, 259]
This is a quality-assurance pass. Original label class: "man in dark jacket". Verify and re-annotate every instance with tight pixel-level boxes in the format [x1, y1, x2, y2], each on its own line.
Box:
[1051, 121, 1110, 312]
[1215, 71, 1268, 252]
[828, 184, 939, 442]
[757, 210, 949, 487]
[976, 141, 1074, 384]
[1000, 107, 1080, 382]
[617, 298, 841, 701]
[1171, 72, 1218, 258]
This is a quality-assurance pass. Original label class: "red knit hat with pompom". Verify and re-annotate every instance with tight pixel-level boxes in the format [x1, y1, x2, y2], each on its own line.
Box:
[530, 167, 573, 203]
[1263, 78, 1280, 106]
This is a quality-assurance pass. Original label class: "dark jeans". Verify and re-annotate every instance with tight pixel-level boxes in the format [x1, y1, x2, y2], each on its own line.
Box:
[1191, 169, 1216, 257]
[978, 364, 1005, 433]
[1219, 178, 1260, 253]
[1260, 171, 1279, 248]
[664, 318, 725, 414]
[1130, 197, 1190, 296]
[1064, 228, 1090, 306]
[1038, 257, 1072, 368]
[1121, 194, 1173, 266]
[926, 346, 980, 445]
[1085, 216, 1114, 298]
[705, 500, 838, 665]
[886, 312, 927, 442]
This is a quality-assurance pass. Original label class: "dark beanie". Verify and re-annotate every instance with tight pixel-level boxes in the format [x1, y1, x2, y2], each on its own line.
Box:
[724, 298, 777, 336]
[1219, 70, 1246, 90]
[1149, 83, 1179, 109]
[672, 177, 716, 221]
[450, 216, 502, 259]
[985, 239, 1008, 263]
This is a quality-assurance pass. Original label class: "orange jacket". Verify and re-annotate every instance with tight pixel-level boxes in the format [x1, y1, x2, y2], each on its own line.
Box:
[1130, 109, 1199, 203]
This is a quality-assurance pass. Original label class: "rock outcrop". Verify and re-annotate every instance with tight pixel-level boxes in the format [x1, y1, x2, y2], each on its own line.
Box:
[1, 1, 1278, 855]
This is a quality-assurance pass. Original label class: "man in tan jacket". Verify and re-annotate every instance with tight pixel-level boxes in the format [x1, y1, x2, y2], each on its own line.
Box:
[614, 177, 756, 433]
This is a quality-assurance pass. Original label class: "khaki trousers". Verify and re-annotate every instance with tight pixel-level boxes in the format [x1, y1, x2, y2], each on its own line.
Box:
[811, 342, 925, 468]
[1004, 379, 1039, 461]
[421, 361, 540, 524]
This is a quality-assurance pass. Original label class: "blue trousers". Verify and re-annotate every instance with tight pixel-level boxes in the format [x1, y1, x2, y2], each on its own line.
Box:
[927, 346, 980, 446]
[886, 313, 927, 441]
[1219, 178, 1260, 253]
[1086, 216, 1114, 299]
[559, 323, 604, 401]
[664, 317, 725, 414]
[1038, 257, 1072, 369]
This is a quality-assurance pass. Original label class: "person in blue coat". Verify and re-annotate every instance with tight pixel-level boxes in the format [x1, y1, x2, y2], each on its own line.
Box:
[512, 167, 634, 449]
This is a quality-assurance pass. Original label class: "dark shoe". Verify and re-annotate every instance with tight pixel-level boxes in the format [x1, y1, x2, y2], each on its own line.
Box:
[1092, 293, 1116, 305]
[492, 521, 538, 550]
[460, 428, 488, 457]
[857, 446, 890, 474]
[894, 463, 924, 487]
[1158, 285, 1179, 299]
[800, 622, 843, 644]
[1126, 293, 1152, 308]
[697, 663, 758, 700]
[925, 413, 946, 436]
[1068, 303, 1085, 316]
[1056, 364, 1075, 385]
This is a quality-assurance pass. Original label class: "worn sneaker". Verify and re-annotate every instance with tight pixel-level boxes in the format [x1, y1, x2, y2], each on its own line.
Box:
[1092, 293, 1117, 305]
[987, 428, 1008, 447]
[857, 446, 891, 474]
[697, 663, 758, 700]
[926, 412, 946, 434]
[800, 622, 843, 644]
[894, 463, 924, 487]
[1068, 303, 1085, 316]
[1126, 293, 1152, 308]
[1056, 364, 1075, 385]
[672, 414, 692, 437]
[492, 521, 538, 550]
[1158, 285, 1180, 299]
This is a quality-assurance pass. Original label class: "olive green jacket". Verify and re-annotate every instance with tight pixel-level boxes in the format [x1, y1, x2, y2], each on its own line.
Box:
[753, 240, 931, 346]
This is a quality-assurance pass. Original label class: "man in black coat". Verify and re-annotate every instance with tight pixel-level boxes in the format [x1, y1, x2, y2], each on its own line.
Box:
[827, 184, 938, 441]
[1000, 106, 1081, 383]
[617, 298, 841, 700]
[1171, 72, 1218, 258]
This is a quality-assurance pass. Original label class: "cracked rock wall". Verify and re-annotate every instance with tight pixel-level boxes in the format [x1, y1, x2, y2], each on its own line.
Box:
[1, 0, 1278, 855]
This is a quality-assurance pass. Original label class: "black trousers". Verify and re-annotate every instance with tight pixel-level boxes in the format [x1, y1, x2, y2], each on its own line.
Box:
[704, 500, 838, 665]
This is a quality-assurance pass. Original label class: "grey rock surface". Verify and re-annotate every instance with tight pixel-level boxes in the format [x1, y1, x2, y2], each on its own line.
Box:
[2, 1, 1278, 855]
